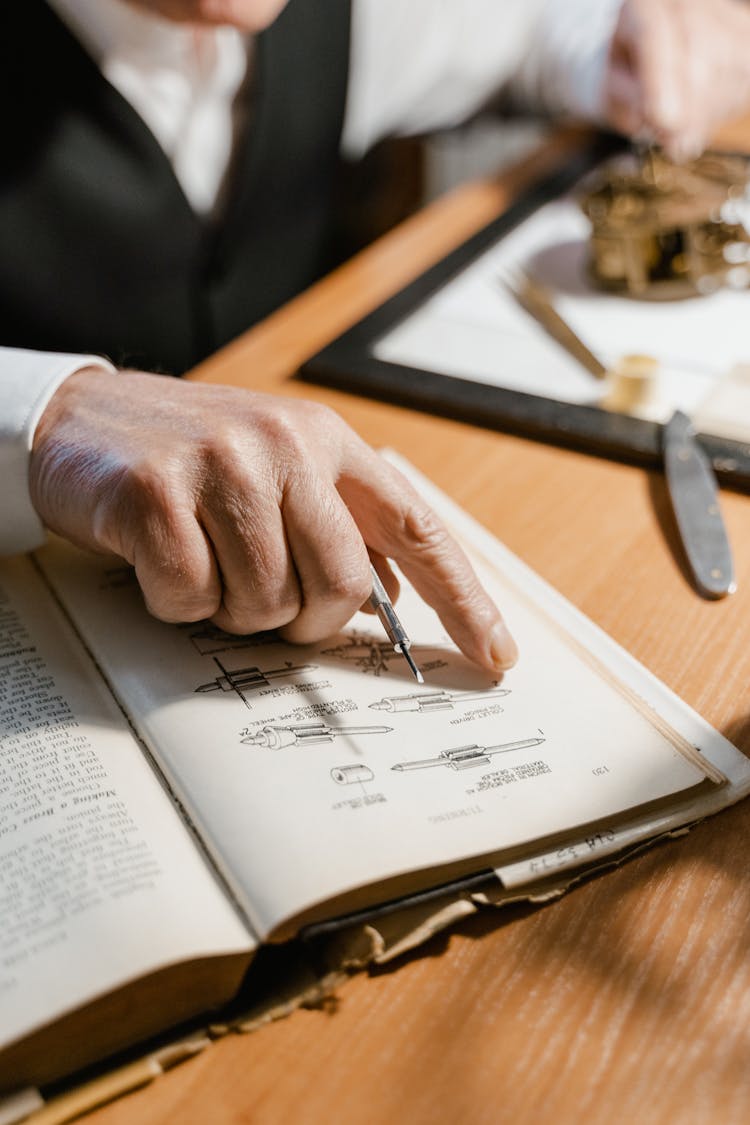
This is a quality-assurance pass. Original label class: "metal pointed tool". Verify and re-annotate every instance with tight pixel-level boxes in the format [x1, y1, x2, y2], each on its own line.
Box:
[663, 411, 736, 598]
[368, 563, 424, 683]
[499, 268, 607, 379]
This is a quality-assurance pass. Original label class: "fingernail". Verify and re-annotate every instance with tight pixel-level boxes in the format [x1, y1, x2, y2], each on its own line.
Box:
[489, 621, 518, 671]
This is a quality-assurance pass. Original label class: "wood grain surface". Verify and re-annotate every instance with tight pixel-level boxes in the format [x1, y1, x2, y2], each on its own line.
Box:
[87, 128, 750, 1125]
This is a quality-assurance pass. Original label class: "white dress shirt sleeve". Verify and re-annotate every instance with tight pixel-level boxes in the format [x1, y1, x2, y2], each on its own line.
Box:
[342, 0, 625, 158]
[0, 348, 116, 556]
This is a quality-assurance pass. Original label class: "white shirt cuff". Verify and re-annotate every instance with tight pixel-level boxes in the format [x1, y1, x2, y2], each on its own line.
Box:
[0, 347, 116, 556]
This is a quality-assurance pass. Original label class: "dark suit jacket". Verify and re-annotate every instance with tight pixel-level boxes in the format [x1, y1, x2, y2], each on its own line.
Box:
[0, 0, 351, 373]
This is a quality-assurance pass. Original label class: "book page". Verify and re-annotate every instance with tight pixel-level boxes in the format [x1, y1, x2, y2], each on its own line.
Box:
[0, 556, 253, 1054]
[36, 511, 734, 941]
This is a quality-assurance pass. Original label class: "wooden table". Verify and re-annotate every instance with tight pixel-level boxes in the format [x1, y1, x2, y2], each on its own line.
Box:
[90, 129, 750, 1125]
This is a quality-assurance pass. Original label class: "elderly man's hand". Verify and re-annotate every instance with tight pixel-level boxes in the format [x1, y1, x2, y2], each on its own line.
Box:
[605, 0, 750, 159]
[29, 368, 517, 673]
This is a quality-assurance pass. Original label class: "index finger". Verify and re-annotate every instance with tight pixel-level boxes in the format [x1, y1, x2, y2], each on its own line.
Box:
[336, 449, 518, 674]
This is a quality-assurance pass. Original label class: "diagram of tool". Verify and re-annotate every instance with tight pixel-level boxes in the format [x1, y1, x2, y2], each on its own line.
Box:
[241, 721, 393, 750]
[194, 658, 318, 709]
[322, 636, 434, 677]
[391, 735, 545, 772]
[99, 564, 138, 591]
[330, 764, 375, 785]
[183, 622, 263, 657]
[369, 687, 509, 714]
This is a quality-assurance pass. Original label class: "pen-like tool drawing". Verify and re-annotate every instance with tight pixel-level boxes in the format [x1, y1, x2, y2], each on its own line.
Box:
[195, 658, 318, 709]
[331, 765, 375, 785]
[242, 722, 393, 750]
[392, 736, 545, 772]
[183, 622, 267, 656]
[370, 687, 509, 713]
[322, 636, 435, 677]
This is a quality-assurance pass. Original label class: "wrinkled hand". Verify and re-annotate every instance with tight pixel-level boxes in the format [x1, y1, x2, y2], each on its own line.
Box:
[605, 0, 750, 159]
[30, 368, 517, 672]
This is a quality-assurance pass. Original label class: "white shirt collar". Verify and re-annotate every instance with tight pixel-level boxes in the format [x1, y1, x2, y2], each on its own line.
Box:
[46, 0, 253, 216]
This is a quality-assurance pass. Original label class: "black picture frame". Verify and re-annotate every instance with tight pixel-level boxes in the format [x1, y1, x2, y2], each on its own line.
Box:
[300, 135, 750, 490]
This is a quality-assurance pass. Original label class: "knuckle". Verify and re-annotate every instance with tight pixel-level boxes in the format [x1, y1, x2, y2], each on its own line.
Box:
[399, 499, 451, 556]
[315, 568, 371, 609]
[214, 399, 350, 493]
[256, 405, 313, 456]
[114, 454, 183, 530]
[291, 399, 340, 430]
[136, 554, 221, 626]
[283, 400, 348, 455]
[260, 428, 311, 490]
[201, 436, 277, 519]
[219, 584, 302, 636]
[101, 456, 196, 565]
[202, 427, 257, 488]
[204, 424, 244, 466]
[145, 587, 221, 626]
[448, 572, 492, 620]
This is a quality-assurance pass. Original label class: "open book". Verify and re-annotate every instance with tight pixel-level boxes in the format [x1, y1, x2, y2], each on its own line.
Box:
[2, 454, 749, 1099]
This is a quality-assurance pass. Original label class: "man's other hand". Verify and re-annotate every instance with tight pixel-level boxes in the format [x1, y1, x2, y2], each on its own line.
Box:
[605, 0, 750, 160]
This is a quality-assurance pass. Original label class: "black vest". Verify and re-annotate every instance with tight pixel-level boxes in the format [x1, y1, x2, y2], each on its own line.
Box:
[0, 1, 351, 373]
